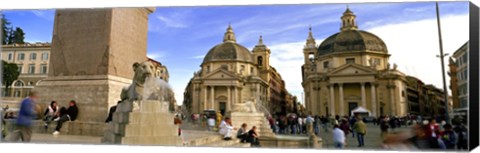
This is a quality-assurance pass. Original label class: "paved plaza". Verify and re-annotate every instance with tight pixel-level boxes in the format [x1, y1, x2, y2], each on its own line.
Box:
[318, 123, 410, 149]
[17, 122, 411, 149]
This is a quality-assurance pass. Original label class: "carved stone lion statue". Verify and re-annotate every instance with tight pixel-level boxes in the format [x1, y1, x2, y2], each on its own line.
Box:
[120, 61, 155, 102]
[232, 100, 258, 113]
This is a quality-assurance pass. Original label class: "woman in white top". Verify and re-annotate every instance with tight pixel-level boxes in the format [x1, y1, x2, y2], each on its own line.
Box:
[219, 117, 235, 140]
[43, 101, 59, 129]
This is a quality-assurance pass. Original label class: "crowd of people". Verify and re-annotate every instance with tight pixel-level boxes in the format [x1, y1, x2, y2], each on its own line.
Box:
[188, 112, 262, 147]
[381, 117, 468, 151]
[1, 91, 79, 142]
[262, 113, 468, 151]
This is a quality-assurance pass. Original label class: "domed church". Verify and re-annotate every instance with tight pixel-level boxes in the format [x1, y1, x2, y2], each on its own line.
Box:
[302, 8, 408, 117]
[184, 25, 284, 116]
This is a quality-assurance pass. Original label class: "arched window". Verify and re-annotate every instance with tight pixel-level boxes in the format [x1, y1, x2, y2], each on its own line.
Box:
[257, 56, 263, 66]
[13, 80, 24, 87]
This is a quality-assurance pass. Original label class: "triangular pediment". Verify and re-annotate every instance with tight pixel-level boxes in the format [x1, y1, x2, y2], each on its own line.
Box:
[327, 63, 375, 76]
[203, 68, 239, 80]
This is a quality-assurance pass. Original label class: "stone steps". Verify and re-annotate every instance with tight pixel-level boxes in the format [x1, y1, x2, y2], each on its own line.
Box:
[183, 133, 250, 148]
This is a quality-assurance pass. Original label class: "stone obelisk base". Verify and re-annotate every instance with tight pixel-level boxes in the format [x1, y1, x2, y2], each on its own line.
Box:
[102, 100, 182, 145]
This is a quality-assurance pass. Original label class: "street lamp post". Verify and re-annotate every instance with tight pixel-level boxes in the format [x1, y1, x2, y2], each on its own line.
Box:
[435, 2, 450, 123]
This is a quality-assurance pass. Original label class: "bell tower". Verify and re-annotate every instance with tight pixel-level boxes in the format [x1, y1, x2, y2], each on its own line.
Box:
[253, 35, 270, 71]
[340, 6, 358, 31]
[303, 26, 317, 65]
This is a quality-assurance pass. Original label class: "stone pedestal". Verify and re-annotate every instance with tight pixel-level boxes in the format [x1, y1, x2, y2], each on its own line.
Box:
[230, 112, 275, 138]
[32, 8, 155, 136]
[102, 100, 182, 146]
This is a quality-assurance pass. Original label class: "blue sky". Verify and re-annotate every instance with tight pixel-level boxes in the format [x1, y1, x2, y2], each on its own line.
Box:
[2, 1, 469, 105]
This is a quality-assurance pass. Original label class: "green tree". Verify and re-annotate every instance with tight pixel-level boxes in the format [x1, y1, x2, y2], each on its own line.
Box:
[2, 60, 20, 96]
[1, 14, 12, 45]
[11, 27, 25, 44]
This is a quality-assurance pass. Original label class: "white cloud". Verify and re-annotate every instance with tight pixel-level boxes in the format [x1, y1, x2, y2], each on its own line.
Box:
[156, 15, 188, 28]
[30, 10, 54, 21]
[367, 14, 468, 93]
[147, 52, 166, 60]
[191, 55, 205, 59]
[268, 42, 308, 99]
[266, 13, 468, 101]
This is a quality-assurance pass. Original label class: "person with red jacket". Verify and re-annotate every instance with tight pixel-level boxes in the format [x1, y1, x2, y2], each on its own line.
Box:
[425, 118, 440, 139]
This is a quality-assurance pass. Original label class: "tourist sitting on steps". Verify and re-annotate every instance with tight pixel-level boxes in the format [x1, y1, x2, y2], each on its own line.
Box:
[237, 123, 249, 143]
[53, 100, 78, 135]
[105, 101, 121, 123]
[219, 117, 235, 140]
[248, 126, 260, 147]
[43, 101, 59, 130]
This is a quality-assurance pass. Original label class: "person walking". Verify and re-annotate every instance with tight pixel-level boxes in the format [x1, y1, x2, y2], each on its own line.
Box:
[353, 116, 367, 147]
[339, 119, 351, 137]
[9, 91, 39, 142]
[207, 116, 215, 131]
[380, 117, 389, 140]
[349, 116, 357, 138]
[333, 124, 346, 148]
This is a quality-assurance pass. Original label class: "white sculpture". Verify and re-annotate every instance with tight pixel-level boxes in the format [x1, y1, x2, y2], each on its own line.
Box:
[232, 100, 258, 113]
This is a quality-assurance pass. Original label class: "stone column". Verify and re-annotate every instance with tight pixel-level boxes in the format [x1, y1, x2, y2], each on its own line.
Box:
[329, 84, 335, 116]
[210, 86, 215, 110]
[389, 85, 396, 116]
[227, 86, 231, 112]
[371, 83, 377, 117]
[361, 82, 366, 107]
[204, 86, 207, 110]
[339, 83, 345, 116]
[257, 84, 261, 103]
[234, 87, 238, 104]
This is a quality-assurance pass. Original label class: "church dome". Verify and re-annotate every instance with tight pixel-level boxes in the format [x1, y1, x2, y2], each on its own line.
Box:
[203, 42, 253, 63]
[203, 25, 253, 64]
[317, 8, 388, 56]
[317, 30, 388, 56]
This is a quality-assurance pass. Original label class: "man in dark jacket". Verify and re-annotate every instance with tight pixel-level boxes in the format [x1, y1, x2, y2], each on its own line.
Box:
[105, 101, 121, 123]
[53, 100, 78, 135]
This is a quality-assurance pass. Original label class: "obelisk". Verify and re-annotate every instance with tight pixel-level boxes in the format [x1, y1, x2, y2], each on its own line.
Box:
[34, 8, 155, 136]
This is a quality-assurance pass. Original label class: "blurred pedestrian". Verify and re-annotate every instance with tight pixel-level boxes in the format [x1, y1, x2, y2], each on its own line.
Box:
[339, 119, 351, 137]
[454, 123, 468, 150]
[207, 116, 215, 131]
[8, 91, 39, 142]
[441, 124, 456, 149]
[353, 116, 367, 147]
[333, 124, 346, 148]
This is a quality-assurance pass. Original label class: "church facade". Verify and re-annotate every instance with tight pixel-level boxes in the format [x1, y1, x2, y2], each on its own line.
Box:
[301, 8, 409, 117]
[183, 25, 289, 116]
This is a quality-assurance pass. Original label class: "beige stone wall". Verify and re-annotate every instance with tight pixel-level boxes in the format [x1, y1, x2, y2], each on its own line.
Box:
[34, 75, 130, 123]
[50, 9, 112, 77]
[109, 8, 149, 78]
[50, 8, 151, 78]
